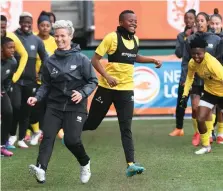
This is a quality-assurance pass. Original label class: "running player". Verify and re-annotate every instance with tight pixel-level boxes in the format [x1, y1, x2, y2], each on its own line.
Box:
[183, 12, 222, 146]
[83, 10, 162, 177]
[181, 36, 223, 154]
[1, 15, 28, 149]
[27, 20, 97, 184]
[1, 37, 16, 156]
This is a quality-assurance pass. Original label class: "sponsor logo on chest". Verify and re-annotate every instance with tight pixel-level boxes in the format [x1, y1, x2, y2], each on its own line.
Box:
[70, 65, 77, 71]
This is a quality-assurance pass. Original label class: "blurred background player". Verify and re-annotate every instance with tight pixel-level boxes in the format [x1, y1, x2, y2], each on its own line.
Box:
[1, 37, 17, 156]
[25, 11, 58, 145]
[48, 11, 56, 36]
[1, 14, 28, 150]
[8, 12, 47, 149]
[1, 15, 28, 86]
[209, 8, 223, 144]
[83, 10, 162, 177]
[181, 36, 223, 154]
[169, 9, 196, 136]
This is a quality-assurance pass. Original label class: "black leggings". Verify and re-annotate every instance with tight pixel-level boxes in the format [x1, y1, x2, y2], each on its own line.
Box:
[30, 100, 46, 127]
[83, 86, 135, 163]
[1, 92, 13, 145]
[9, 83, 37, 140]
[175, 84, 190, 129]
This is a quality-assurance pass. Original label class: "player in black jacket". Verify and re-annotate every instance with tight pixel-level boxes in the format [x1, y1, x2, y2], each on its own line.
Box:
[1, 37, 17, 156]
[8, 12, 48, 148]
[27, 20, 98, 184]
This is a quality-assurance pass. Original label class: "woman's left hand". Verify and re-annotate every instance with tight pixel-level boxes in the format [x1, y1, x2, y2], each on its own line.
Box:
[71, 90, 83, 104]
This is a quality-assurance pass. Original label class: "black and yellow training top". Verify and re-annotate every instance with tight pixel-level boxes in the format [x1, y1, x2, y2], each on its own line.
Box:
[96, 32, 139, 90]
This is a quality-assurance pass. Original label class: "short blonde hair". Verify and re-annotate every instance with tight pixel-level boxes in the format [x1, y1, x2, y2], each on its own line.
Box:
[20, 12, 33, 18]
[53, 20, 75, 37]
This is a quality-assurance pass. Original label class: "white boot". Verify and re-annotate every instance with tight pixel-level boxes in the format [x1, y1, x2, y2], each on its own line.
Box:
[8, 136, 17, 146]
[30, 130, 43, 146]
[29, 164, 46, 183]
[17, 139, 29, 148]
[195, 146, 211, 155]
[80, 161, 91, 184]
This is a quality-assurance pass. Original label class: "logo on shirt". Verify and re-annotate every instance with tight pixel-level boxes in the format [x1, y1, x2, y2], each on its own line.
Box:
[95, 96, 103, 104]
[51, 68, 58, 75]
[134, 66, 160, 104]
[207, 44, 213, 48]
[121, 52, 137, 58]
[6, 69, 10, 74]
[76, 116, 82, 122]
[70, 65, 77, 71]
[30, 45, 36, 50]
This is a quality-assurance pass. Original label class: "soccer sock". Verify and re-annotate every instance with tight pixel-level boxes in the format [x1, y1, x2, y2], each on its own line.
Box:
[217, 122, 223, 136]
[127, 162, 134, 166]
[26, 129, 31, 136]
[31, 122, 40, 133]
[205, 121, 213, 138]
[200, 131, 210, 147]
[192, 118, 199, 133]
[212, 114, 216, 130]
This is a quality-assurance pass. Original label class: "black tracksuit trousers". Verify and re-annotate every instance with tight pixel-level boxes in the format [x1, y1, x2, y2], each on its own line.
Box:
[83, 86, 135, 163]
[37, 107, 90, 170]
[1, 92, 13, 145]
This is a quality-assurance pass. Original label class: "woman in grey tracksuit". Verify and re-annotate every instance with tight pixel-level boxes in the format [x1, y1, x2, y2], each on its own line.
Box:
[27, 20, 98, 184]
[169, 9, 196, 136]
[9, 12, 48, 148]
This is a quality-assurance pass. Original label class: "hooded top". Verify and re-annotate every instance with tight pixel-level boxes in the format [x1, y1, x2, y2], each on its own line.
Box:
[216, 31, 223, 64]
[217, 31, 223, 38]
[35, 43, 98, 113]
[6, 32, 28, 83]
[14, 29, 48, 86]
[175, 32, 185, 59]
[1, 58, 17, 92]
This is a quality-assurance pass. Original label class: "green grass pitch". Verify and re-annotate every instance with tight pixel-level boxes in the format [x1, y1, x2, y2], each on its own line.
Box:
[1, 119, 223, 191]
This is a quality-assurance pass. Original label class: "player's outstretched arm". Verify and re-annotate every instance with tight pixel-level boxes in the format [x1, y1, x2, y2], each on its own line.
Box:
[136, 54, 162, 68]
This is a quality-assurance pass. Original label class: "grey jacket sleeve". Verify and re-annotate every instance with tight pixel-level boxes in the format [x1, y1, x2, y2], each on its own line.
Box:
[175, 33, 184, 58]
[184, 38, 192, 62]
[37, 38, 48, 64]
[79, 55, 98, 98]
[217, 38, 223, 63]
[35, 62, 51, 102]
[5, 58, 17, 92]
[4, 78, 12, 93]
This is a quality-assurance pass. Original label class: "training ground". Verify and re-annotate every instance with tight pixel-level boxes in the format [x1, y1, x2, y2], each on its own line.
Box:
[1, 119, 223, 191]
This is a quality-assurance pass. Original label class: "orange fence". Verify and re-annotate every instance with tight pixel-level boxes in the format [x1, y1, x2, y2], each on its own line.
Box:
[94, 1, 223, 40]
